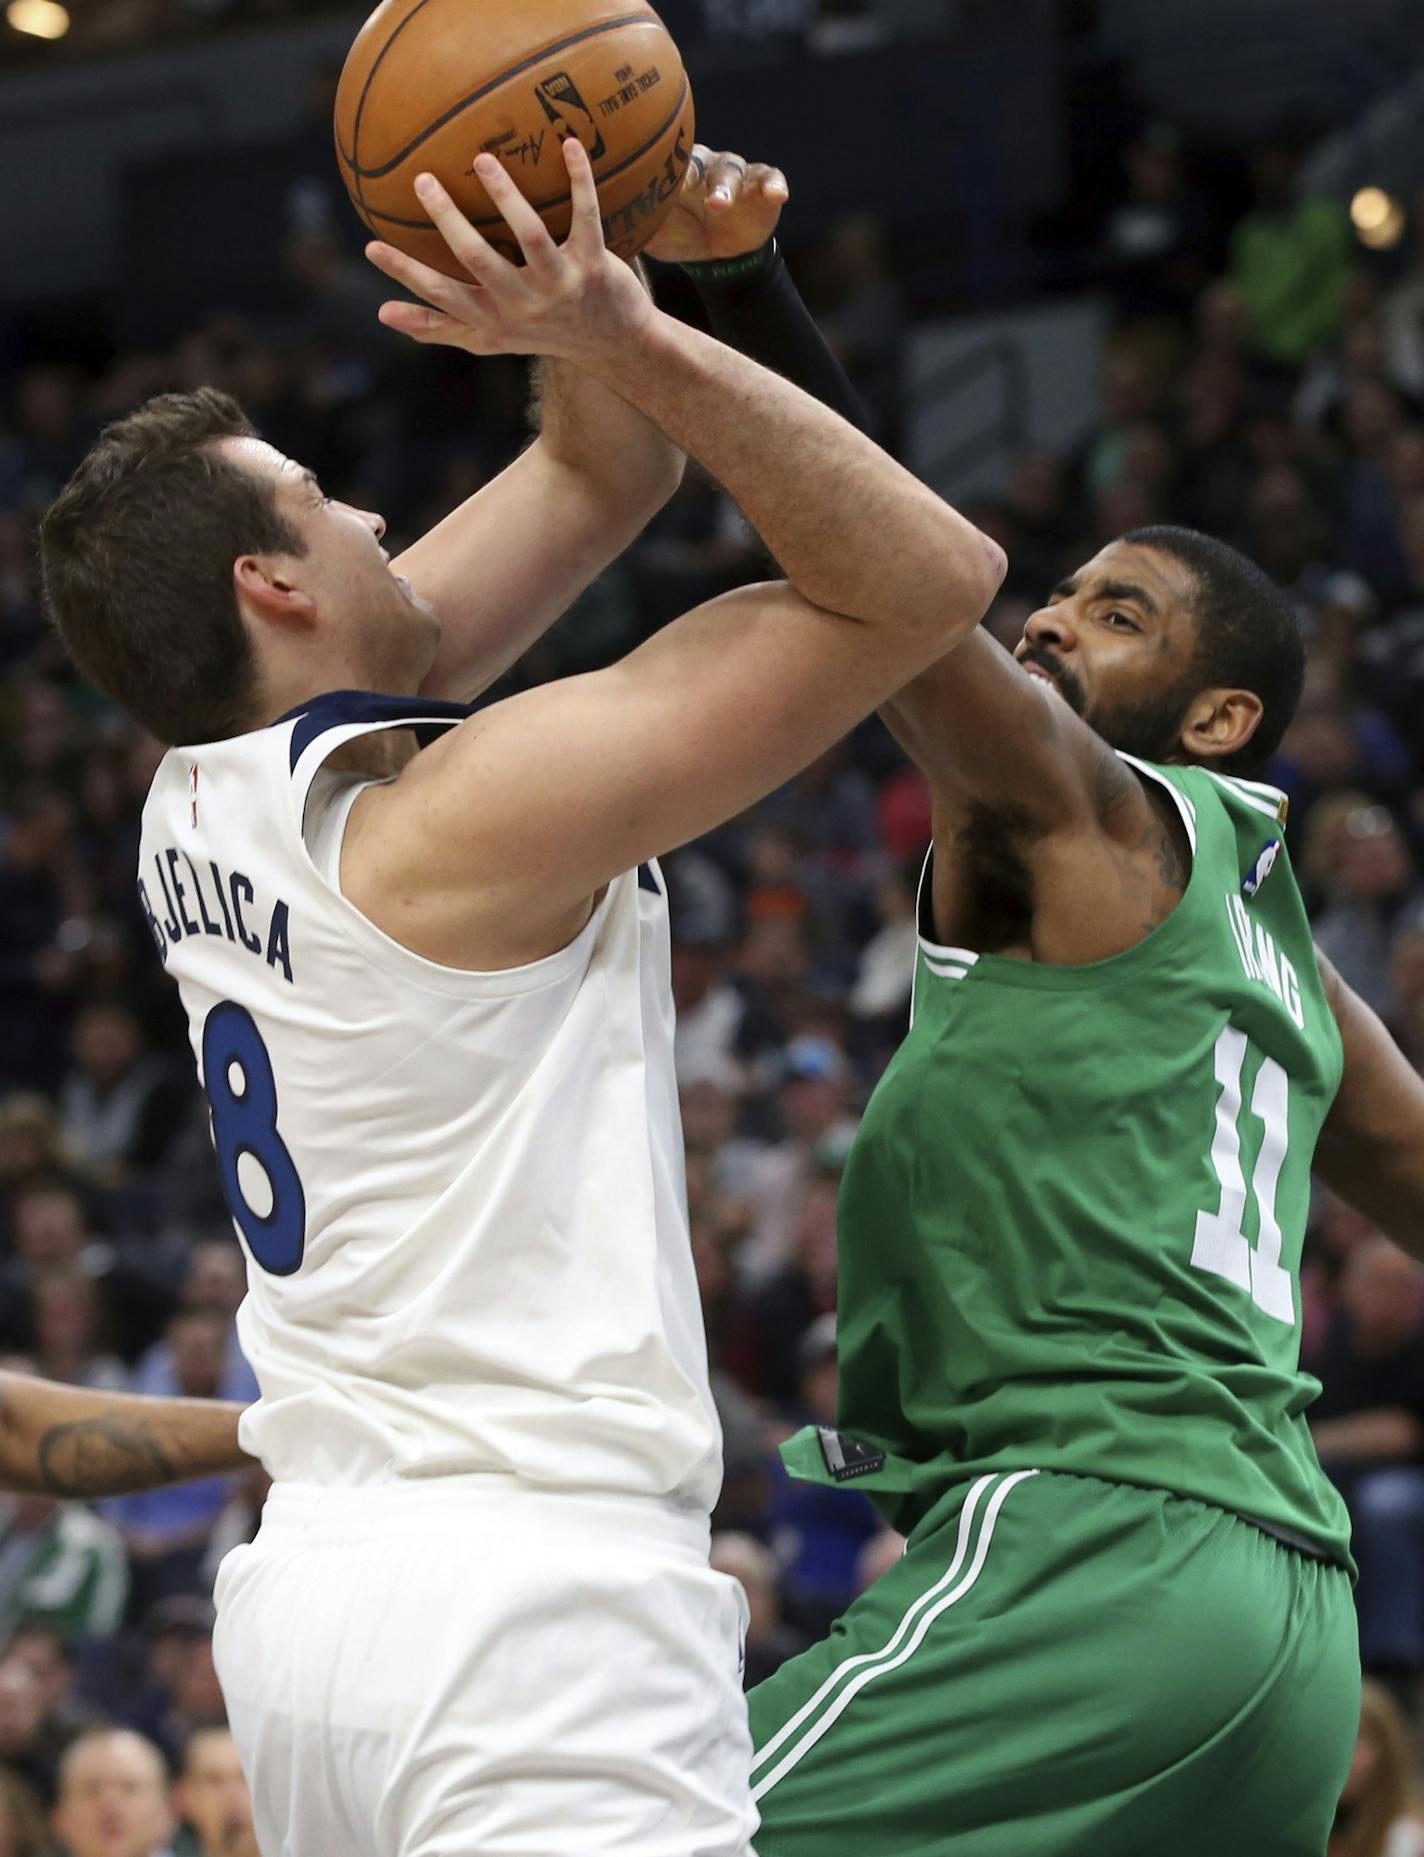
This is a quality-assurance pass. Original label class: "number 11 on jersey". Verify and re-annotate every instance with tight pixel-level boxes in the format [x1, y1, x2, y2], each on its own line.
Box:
[1190, 1024, 1295, 1325]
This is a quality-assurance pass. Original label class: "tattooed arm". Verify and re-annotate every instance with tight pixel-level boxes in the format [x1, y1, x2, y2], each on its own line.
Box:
[0, 1372, 253, 1497]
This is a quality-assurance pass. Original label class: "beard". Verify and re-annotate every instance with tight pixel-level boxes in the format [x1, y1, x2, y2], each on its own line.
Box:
[1017, 647, 1193, 763]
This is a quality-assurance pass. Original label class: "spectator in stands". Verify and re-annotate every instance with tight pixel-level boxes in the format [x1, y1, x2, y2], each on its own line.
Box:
[1312, 1238, 1424, 1677]
[123, 1601, 225, 1773]
[1329, 1678, 1424, 1857]
[1388, 910, 1424, 1071]
[1229, 130, 1353, 375]
[671, 934, 746, 1094]
[0, 1765, 50, 1857]
[765, 1314, 880, 1637]
[130, 1251, 255, 1408]
[1099, 121, 1220, 327]
[30, 1275, 125, 1393]
[847, 859, 918, 1072]
[0, 1654, 56, 1806]
[171, 1726, 252, 1857]
[0, 1493, 128, 1646]
[50, 1728, 175, 1857]
[104, 1312, 240, 1610]
[739, 1040, 858, 1289]
[0, 1183, 164, 1366]
[709, 1532, 809, 1689]
[0, 1092, 82, 1253]
[58, 1001, 187, 1188]
[0, 1628, 99, 1813]
[750, 1161, 842, 1399]
[1313, 805, 1424, 1021]
[4, 1622, 102, 1755]
[0, 788, 80, 1096]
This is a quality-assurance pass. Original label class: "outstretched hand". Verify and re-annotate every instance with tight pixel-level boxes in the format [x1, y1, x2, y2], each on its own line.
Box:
[643, 145, 789, 266]
[365, 139, 653, 364]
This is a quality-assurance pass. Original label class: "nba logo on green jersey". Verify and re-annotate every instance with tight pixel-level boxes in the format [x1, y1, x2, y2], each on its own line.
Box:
[1223, 891, 1305, 1030]
[795, 759, 1350, 1576]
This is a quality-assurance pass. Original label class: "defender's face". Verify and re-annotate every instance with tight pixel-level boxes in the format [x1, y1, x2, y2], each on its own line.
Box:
[220, 438, 440, 683]
[1014, 541, 1201, 761]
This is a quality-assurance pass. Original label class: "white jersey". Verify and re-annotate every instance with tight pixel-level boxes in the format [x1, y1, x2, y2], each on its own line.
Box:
[138, 692, 721, 1510]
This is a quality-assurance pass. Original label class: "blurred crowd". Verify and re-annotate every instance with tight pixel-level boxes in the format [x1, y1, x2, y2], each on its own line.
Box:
[2, 100, 1424, 1854]
[6, 0, 945, 61]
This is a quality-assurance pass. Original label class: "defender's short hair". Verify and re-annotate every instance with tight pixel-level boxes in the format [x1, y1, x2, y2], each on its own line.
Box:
[1123, 524, 1305, 775]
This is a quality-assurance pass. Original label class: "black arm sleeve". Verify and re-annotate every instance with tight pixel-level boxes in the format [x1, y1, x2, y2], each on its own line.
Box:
[684, 243, 871, 436]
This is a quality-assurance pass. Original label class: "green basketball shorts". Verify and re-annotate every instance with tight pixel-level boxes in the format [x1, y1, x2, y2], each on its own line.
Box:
[748, 1469, 1359, 1857]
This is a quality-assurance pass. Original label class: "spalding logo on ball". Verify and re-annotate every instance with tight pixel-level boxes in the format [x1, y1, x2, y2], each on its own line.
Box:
[333, 0, 695, 274]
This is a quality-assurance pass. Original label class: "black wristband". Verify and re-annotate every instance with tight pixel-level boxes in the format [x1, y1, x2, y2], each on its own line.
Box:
[681, 236, 869, 436]
[678, 239, 777, 286]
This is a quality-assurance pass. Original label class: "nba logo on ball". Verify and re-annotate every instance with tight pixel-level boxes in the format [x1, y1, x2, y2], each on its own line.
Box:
[534, 71, 607, 162]
[333, 0, 696, 279]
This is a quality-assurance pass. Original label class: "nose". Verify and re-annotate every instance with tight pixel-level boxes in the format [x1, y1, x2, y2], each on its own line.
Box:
[1022, 601, 1077, 655]
[358, 506, 386, 541]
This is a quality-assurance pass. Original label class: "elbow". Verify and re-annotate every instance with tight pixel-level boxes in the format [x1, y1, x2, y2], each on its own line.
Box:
[925, 525, 1007, 644]
[654, 445, 687, 508]
[978, 529, 1009, 597]
[954, 525, 1008, 620]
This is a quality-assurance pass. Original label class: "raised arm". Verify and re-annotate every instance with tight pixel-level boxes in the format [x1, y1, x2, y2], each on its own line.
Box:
[665, 150, 1168, 950]
[353, 142, 1004, 967]
[396, 274, 684, 705]
[0, 1373, 251, 1498]
[1313, 948, 1424, 1260]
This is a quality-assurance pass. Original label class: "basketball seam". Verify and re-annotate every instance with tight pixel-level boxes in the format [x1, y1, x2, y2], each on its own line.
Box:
[345, 10, 662, 183]
[341, 0, 443, 230]
[356, 75, 690, 232]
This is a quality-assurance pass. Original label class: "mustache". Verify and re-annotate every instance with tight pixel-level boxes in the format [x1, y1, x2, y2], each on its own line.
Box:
[1017, 646, 1086, 715]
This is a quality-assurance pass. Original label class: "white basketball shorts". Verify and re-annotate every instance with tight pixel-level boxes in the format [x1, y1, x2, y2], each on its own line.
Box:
[213, 1478, 758, 1856]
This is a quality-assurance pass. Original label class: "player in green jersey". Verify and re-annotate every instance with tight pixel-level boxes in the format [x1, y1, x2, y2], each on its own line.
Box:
[670, 151, 1424, 1855]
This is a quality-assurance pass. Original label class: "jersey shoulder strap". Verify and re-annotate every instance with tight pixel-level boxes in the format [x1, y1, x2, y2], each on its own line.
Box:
[278, 689, 473, 819]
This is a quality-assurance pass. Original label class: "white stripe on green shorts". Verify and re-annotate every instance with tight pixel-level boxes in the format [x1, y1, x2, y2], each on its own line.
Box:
[750, 1469, 1038, 1803]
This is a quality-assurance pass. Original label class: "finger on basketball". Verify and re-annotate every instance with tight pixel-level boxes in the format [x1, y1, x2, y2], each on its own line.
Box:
[471, 152, 558, 267]
[683, 147, 710, 195]
[377, 300, 460, 343]
[563, 137, 607, 259]
[704, 152, 748, 208]
[365, 241, 477, 311]
[413, 172, 509, 281]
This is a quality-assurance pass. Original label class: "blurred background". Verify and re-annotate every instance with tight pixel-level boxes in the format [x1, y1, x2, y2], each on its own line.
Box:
[6, 0, 1424, 1851]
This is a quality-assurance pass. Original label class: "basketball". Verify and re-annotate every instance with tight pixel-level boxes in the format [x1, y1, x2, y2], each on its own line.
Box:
[334, 0, 695, 275]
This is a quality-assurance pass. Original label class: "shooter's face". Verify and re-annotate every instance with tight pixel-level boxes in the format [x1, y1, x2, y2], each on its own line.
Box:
[220, 438, 441, 690]
[1014, 541, 1203, 764]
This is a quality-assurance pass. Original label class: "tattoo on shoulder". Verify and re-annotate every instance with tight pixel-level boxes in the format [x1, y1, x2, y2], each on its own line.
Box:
[37, 1416, 176, 1498]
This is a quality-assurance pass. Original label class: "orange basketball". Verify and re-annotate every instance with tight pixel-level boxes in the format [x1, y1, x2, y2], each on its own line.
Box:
[334, 0, 695, 276]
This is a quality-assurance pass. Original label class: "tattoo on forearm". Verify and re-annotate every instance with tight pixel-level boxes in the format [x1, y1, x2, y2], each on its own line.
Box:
[36, 1418, 177, 1497]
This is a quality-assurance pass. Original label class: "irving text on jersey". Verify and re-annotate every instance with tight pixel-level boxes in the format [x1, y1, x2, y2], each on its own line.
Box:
[138, 847, 294, 984]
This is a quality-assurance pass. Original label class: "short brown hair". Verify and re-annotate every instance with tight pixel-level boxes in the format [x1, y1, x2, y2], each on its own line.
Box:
[39, 388, 306, 746]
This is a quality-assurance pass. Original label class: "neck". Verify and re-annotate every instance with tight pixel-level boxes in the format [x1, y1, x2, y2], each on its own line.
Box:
[253, 666, 427, 778]
[252, 658, 425, 736]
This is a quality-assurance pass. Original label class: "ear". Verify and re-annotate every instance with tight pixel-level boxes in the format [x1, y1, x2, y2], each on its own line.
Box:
[1179, 686, 1264, 763]
[233, 554, 318, 628]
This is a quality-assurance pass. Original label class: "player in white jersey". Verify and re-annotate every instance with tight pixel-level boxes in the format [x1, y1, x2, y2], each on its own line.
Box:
[39, 140, 1005, 1856]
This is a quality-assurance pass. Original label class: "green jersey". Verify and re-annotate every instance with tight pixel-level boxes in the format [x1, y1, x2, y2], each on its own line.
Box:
[782, 757, 1352, 1565]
